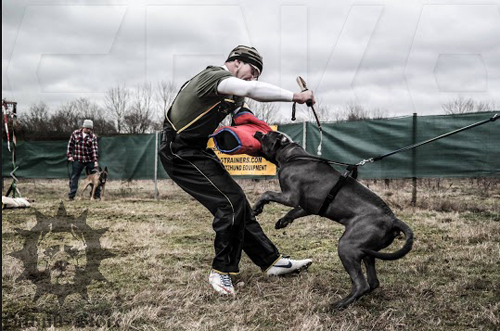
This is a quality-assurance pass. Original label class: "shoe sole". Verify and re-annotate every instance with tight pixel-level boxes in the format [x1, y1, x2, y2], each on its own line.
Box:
[268, 261, 313, 277]
[293, 261, 312, 274]
[209, 279, 235, 295]
[214, 284, 235, 295]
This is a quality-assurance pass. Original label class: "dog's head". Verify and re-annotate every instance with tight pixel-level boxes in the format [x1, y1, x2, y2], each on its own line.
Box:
[254, 131, 293, 163]
[99, 166, 108, 185]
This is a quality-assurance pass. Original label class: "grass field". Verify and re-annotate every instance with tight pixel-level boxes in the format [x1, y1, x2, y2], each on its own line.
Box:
[2, 178, 500, 330]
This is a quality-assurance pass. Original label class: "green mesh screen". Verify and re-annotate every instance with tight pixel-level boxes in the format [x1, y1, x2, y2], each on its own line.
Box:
[2, 112, 498, 180]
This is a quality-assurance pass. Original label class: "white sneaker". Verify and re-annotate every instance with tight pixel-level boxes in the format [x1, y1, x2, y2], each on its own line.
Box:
[266, 256, 312, 276]
[209, 270, 235, 295]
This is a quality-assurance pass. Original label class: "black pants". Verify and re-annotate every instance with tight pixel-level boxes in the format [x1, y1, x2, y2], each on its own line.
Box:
[68, 161, 101, 199]
[159, 138, 280, 274]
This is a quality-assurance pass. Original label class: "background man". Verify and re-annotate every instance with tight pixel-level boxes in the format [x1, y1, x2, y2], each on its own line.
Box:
[67, 119, 100, 200]
[160, 45, 316, 296]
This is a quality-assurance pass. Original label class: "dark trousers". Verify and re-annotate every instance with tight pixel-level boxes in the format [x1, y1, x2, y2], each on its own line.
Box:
[68, 161, 101, 199]
[159, 140, 280, 274]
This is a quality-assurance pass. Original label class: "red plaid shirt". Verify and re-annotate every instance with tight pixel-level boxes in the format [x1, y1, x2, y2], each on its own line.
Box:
[67, 129, 99, 163]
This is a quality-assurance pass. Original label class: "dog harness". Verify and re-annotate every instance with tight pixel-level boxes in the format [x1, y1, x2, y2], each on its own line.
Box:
[281, 152, 358, 216]
[317, 164, 357, 216]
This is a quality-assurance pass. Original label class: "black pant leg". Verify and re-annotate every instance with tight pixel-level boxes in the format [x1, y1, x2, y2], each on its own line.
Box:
[242, 202, 281, 270]
[68, 161, 85, 198]
[159, 141, 280, 273]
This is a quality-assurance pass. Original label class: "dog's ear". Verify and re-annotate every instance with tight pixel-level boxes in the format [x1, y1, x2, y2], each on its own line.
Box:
[99, 166, 102, 171]
[254, 131, 264, 140]
[104, 166, 108, 172]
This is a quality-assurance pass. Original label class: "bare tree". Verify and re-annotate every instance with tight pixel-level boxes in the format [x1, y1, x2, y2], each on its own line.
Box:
[52, 102, 80, 133]
[152, 80, 178, 131]
[442, 97, 497, 114]
[276, 98, 333, 124]
[105, 85, 130, 133]
[302, 101, 331, 123]
[245, 99, 281, 124]
[442, 96, 475, 114]
[18, 102, 51, 137]
[65, 97, 116, 134]
[342, 100, 369, 121]
[370, 107, 389, 119]
[124, 83, 155, 134]
[475, 100, 496, 112]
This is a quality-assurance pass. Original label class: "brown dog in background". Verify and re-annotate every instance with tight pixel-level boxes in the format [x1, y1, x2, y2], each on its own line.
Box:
[82, 166, 108, 200]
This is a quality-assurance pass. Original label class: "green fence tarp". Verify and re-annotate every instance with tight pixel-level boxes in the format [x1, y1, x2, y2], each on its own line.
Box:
[2, 134, 168, 180]
[2, 112, 499, 180]
[306, 112, 499, 178]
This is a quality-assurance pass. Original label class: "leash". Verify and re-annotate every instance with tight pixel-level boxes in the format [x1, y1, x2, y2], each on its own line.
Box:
[285, 153, 354, 168]
[355, 113, 499, 166]
[288, 112, 498, 168]
[291, 77, 323, 155]
[282, 113, 498, 216]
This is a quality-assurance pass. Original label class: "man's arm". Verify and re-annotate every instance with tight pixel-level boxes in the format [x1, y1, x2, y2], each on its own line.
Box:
[91, 135, 99, 167]
[217, 77, 315, 104]
[67, 132, 75, 161]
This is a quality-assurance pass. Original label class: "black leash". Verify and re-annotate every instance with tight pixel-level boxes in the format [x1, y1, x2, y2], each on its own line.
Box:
[355, 113, 499, 166]
[282, 113, 498, 216]
[285, 153, 354, 168]
[285, 114, 498, 168]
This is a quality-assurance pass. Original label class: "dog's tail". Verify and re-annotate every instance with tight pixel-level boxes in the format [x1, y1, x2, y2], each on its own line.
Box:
[363, 218, 414, 260]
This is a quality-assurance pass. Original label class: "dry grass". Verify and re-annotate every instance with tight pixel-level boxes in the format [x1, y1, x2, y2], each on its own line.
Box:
[2, 178, 500, 330]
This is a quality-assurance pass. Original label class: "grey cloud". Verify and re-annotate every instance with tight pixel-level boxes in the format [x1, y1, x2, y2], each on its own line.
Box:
[2, 0, 500, 116]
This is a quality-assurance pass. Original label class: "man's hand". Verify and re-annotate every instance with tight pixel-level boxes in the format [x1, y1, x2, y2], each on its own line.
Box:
[292, 90, 316, 105]
[68, 157, 74, 162]
[94, 162, 99, 168]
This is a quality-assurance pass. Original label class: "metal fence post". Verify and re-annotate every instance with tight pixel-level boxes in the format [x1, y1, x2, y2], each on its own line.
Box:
[154, 131, 159, 200]
[411, 113, 417, 206]
[302, 121, 307, 149]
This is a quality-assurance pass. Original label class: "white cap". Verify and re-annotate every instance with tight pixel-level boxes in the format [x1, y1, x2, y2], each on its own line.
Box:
[82, 119, 93, 129]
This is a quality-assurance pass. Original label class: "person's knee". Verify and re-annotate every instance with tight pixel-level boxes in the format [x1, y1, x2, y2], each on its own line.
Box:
[213, 207, 237, 232]
[229, 192, 249, 214]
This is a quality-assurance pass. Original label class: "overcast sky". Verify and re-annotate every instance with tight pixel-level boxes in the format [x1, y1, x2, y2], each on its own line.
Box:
[3, 0, 500, 119]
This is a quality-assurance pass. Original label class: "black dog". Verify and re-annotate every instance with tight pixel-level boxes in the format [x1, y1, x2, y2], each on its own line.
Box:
[253, 131, 413, 309]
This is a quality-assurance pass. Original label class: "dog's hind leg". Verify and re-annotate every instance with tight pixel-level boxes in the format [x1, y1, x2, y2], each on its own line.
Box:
[90, 181, 99, 200]
[334, 237, 371, 310]
[275, 207, 310, 229]
[81, 183, 91, 198]
[90, 184, 96, 200]
[363, 256, 380, 291]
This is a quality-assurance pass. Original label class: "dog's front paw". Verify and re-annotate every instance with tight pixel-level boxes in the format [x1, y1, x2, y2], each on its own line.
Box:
[275, 218, 293, 229]
[253, 204, 263, 216]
